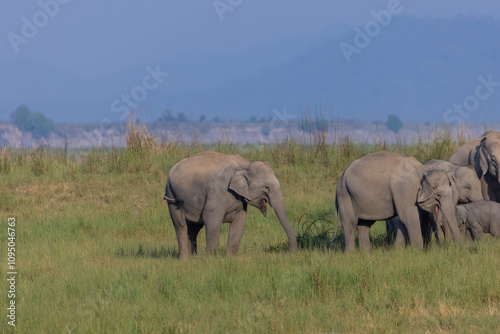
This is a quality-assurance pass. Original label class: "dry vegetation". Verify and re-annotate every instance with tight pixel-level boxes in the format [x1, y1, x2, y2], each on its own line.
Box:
[1, 121, 499, 333]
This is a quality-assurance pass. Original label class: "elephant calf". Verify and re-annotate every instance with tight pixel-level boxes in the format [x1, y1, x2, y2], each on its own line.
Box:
[164, 151, 297, 258]
[455, 200, 500, 240]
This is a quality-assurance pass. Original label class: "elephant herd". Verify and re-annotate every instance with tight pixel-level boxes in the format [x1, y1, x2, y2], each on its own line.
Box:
[164, 131, 500, 258]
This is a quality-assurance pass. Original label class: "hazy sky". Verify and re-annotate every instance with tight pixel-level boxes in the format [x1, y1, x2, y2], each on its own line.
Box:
[1, 1, 499, 123]
[1, 0, 498, 76]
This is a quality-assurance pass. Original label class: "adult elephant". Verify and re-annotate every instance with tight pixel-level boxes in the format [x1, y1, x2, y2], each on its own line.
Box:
[387, 159, 483, 246]
[332, 151, 460, 252]
[449, 130, 500, 201]
[164, 151, 297, 258]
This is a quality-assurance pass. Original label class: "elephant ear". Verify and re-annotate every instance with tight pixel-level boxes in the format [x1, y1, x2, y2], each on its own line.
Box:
[261, 161, 272, 168]
[447, 172, 459, 205]
[417, 175, 433, 205]
[229, 169, 251, 201]
[476, 138, 489, 177]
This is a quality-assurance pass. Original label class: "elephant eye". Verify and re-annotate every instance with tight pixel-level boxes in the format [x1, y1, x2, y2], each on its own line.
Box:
[265, 186, 270, 192]
[437, 192, 441, 197]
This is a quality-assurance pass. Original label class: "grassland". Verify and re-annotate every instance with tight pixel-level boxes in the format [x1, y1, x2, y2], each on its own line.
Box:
[1, 126, 500, 333]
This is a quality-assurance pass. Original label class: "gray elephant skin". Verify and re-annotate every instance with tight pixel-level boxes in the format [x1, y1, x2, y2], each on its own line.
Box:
[164, 151, 297, 258]
[455, 200, 500, 240]
[334, 151, 460, 252]
[424, 160, 483, 203]
[449, 130, 500, 201]
[387, 159, 483, 246]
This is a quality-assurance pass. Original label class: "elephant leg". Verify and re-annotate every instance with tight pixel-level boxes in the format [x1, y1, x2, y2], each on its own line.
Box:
[388, 217, 408, 247]
[393, 190, 423, 249]
[202, 205, 225, 255]
[205, 222, 223, 254]
[420, 212, 434, 246]
[226, 210, 247, 255]
[490, 223, 500, 238]
[386, 220, 396, 244]
[357, 220, 374, 252]
[465, 228, 473, 241]
[187, 221, 204, 254]
[397, 208, 424, 249]
[338, 200, 357, 253]
[168, 203, 190, 258]
[343, 222, 357, 253]
[468, 219, 484, 241]
[395, 223, 408, 247]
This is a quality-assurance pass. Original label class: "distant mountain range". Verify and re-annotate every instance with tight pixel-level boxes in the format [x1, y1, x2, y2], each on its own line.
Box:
[2, 17, 500, 124]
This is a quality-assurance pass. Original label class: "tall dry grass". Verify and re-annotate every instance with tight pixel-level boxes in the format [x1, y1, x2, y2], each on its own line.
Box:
[3, 118, 500, 333]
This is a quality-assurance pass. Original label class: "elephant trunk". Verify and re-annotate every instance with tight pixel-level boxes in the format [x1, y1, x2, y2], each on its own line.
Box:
[435, 214, 446, 243]
[439, 199, 461, 242]
[269, 194, 298, 252]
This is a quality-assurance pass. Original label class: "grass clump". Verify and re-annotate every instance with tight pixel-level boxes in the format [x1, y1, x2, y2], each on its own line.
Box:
[0, 145, 12, 173]
[3, 121, 500, 333]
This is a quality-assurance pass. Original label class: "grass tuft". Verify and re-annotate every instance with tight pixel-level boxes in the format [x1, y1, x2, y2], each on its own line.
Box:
[3, 122, 499, 333]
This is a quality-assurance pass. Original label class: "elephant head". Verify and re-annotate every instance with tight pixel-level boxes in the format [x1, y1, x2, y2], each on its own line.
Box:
[475, 132, 500, 182]
[417, 169, 461, 241]
[454, 166, 483, 203]
[229, 161, 298, 251]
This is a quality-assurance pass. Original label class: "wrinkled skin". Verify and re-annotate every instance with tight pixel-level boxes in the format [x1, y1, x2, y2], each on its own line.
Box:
[332, 151, 459, 253]
[449, 131, 500, 201]
[424, 160, 483, 203]
[455, 200, 500, 241]
[387, 159, 483, 246]
[386, 216, 409, 246]
[164, 151, 297, 258]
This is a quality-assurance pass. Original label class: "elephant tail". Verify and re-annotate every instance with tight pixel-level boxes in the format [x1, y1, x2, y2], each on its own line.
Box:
[164, 194, 184, 211]
[163, 194, 176, 203]
[327, 197, 339, 250]
[164, 180, 181, 205]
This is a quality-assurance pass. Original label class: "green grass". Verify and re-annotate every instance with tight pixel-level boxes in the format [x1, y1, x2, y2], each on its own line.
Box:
[1, 129, 500, 333]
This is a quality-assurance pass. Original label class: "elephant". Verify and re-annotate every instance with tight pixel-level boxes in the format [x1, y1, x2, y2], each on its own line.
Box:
[164, 151, 297, 258]
[331, 151, 460, 252]
[387, 159, 483, 246]
[449, 130, 500, 201]
[424, 160, 483, 204]
[455, 200, 500, 241]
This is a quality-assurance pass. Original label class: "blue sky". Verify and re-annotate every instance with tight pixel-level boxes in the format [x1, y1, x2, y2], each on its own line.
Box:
[2, 0, 497, 75]
[1, 1, 499, 123]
